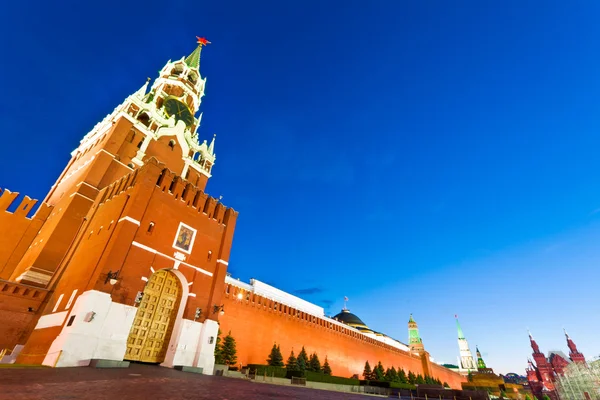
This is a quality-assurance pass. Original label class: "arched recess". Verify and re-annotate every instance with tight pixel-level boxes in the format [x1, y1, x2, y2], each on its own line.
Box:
[124, 269, 188, 364]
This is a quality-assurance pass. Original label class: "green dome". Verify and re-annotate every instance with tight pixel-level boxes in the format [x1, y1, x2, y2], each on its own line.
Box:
[332, 309, 369, 329]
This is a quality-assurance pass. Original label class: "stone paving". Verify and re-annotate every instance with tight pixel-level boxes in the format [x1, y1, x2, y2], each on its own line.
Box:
[0, 364, 379, 400]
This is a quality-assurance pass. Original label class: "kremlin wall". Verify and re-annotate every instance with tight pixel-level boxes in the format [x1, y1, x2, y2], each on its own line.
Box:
[0, 39, 465, 389]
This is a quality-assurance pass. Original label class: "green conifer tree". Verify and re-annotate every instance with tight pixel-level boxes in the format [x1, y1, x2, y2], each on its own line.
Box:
[214, 329, 224, 364]
[443, 382, 450, 388]
[322, 356, 332, 375]
[385, 366, 399, 382]
[267, 343, 284, 366]
[297, 346, 309, 372]
[408, 371, 417, 384]
[363, 361, 373, 380]
[415, 374, 425, 384]
[221, 331, 238, 367]
[524, 395, 532, 400]
[286, 350, 298, 371]
[542, 395, 551, 400]
[308, 352, 321, 372]
[374, 361, 385, 381]
[398, 368, 408, 383]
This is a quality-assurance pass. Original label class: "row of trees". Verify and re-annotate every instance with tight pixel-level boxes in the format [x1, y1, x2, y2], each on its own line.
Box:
[363, 360, 449, 387]
[266, 344, 332, 375]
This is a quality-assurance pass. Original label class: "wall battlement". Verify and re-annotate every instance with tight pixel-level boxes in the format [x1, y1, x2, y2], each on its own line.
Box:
[153, 161, 235, 224]
[0, 188, 51, 220]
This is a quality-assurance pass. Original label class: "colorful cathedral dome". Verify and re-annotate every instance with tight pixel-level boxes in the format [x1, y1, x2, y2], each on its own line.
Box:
[332, 309, 369, 329]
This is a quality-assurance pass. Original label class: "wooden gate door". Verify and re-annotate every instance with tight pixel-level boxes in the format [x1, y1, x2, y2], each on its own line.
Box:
[124, 269, 181, 363]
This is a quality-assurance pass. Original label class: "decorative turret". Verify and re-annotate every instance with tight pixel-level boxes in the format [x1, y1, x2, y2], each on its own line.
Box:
[564, 329, 586, 364]
[455, 315, 477, 371]
[408, 314, 424, 353]
[529, 331, 541, 354]
[476, 346, 487, 370]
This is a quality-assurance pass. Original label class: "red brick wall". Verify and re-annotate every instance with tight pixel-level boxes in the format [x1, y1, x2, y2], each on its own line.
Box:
[218, 286, 465, 389]
[0, 281, 49, 351]
[0, 190, 51, 280]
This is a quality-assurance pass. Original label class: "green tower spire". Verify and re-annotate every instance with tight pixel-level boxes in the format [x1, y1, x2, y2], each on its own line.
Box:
[455, 315, 465, 339]
[185, 36, 211, 70]
[476, 346, 487, 370]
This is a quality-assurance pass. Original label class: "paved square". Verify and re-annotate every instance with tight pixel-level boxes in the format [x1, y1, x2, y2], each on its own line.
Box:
[0, 364, 378, 400]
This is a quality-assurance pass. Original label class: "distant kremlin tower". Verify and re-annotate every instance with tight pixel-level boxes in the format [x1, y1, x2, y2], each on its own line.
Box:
[0, 38, 465, 388]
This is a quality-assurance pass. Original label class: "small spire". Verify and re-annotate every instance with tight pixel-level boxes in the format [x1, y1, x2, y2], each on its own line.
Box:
[455, 315, 465, 339]
[208, 134, 216, 155]
[135, 78, 150, 98]
[185, 36, 211, 70]
[409, 313, 415, 323]
[563, 327, 569, 338]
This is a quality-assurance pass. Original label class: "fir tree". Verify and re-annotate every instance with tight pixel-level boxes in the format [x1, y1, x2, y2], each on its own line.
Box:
[542, 395, 551, 400]
[443, 382, 450, 388]
[398, 368, 408, 383]
[286, 350, 298, 371]
[385, 366, 398, 382]
[363, 361, 373, 380]
[322, 356, 332, 375]
[408, 371, 417, 384]
[524, 395, 532, 400]
[467, 371, 474, 382]
[435, 378, 442, 385]
[415, 374, 425, 384]
[214, 329, 224, 364]
[374, 361, 385, 381]
[297, 346, 309, 372]
[308, 352, 321, 372]
[221, 331, 238, 367]
[267, 343, 284, 367]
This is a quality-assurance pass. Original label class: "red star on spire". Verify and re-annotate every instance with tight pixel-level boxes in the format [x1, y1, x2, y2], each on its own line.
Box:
[196, 36, 211, 46]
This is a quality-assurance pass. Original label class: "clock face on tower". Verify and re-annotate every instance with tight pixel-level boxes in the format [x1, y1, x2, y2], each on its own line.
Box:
[163, 97, 194, 127]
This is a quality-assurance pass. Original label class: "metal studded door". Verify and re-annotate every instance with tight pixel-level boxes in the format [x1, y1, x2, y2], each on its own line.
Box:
[124, 269, 181, 363]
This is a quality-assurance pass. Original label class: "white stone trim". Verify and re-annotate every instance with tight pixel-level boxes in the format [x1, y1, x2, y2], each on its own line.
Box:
[141, 276, 148, 282]
[217, 259, 228, 266]
[118, 216, 140, 226]
[132, 241, 212, 277]
[52, 294, 64, 313]
[35, 311, 68, 330]
[99, 149, 134, 170]
[65, 289, 78, 310]
[188, 293, 196, 297]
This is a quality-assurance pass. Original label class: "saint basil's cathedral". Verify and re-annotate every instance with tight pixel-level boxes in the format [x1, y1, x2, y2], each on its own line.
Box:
[0, 38, 472, 388]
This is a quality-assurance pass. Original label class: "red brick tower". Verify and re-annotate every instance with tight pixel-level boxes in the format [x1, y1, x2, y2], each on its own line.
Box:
[564, 329, 586, 364]
[527, 332, 558, 400]
[0, 38, 238, 373]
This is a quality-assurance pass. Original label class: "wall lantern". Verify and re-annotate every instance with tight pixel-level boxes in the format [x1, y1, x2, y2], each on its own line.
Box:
[194, 307, 202, 321]
[212, 304, 225, 316]
[105, 270, 119, 285]
[236, 292, 243, 300]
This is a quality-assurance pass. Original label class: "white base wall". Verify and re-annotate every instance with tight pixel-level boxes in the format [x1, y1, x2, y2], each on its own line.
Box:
[195, 319, 218, 375]
[171, 319, 203, 367]
[43, 289, 216, 374]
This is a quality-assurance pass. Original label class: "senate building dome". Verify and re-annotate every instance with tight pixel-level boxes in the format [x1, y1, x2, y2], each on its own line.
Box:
[332, 309, 372, 332]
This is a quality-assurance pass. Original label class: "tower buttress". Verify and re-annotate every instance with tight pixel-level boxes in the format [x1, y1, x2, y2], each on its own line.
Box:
[408, 314, 424, 353]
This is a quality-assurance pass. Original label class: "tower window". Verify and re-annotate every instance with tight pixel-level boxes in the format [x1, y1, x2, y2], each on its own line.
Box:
[136, 113, 150, 127]
[136, 140, 143, 149]
[168, 140, 176, 150]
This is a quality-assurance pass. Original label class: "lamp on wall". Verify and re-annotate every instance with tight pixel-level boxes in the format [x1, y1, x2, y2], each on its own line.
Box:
[105, 270, 119, 285]
[212, 304, 225, 316]
[194, 307, 202, 321]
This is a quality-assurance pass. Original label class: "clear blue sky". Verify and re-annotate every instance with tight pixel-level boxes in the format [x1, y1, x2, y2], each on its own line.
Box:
[2, 1, 600, 374]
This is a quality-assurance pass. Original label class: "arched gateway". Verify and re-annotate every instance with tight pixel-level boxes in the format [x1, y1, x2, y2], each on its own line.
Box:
[124, 269, 182, 363]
